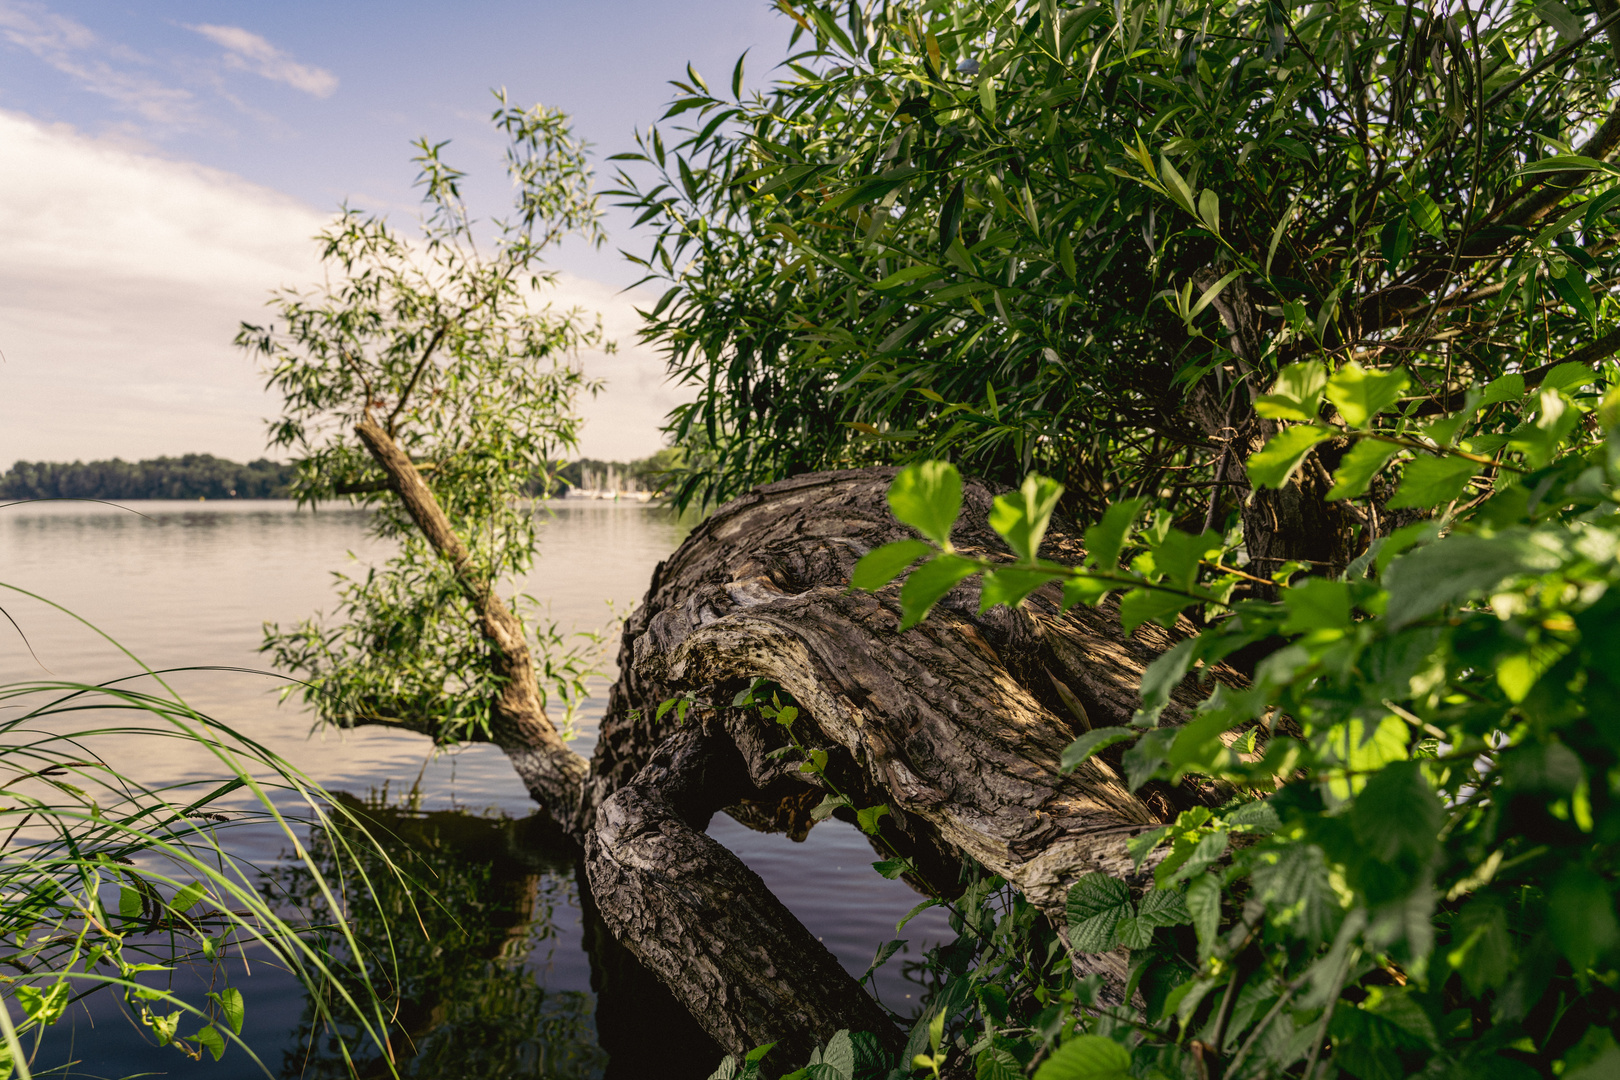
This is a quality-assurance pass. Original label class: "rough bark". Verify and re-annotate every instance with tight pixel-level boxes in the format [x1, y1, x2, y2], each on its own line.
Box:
[353, 413, 588, 812]
[581, 467, 1230, 1057]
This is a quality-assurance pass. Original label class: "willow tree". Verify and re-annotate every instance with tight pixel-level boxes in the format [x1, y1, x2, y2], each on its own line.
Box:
[239, 96, 606, 811]
[614, 0, 1620, 576]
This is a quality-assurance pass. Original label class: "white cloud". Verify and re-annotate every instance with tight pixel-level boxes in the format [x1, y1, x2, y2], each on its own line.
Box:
[0, 1, 199, 126]
[0, 110, 682, 468]
[187, 24, 338, 99]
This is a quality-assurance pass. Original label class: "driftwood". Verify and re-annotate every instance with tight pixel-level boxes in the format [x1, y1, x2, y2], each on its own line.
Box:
[350, 432, 1210, 1062]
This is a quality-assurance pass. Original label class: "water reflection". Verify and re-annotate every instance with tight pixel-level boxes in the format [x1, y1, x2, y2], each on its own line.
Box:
[266, 790, 718, 1080]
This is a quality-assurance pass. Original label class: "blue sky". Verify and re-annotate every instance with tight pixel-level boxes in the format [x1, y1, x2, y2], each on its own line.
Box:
[0, 0, 792, 462]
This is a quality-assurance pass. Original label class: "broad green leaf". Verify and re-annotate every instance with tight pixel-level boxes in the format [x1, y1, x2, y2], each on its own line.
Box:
[194, 1024, 226, 1062]
[1083, 498, 1145, 571]
[851, 539, 933, 591]
[988, 473, 1064, 561]
[898, 553, 979, 628]
[1251, 843, 1341, 940]
[1549, 866, 1620, 970]
[976, 1047, 1022, 1080]
[1136, 887, 1192, 928]
[1384, 531, 1565, 627]
[1387, 454, 1478, 509]
[119, 883, 143, 919]
[209, 987, 245, 1035]
[1060, 727, 1137, 772]
[855, 804, 890, 835]
[1061, 574, 1114, 609]
[821, 1030, 856, 1080]
[1254, 363, 1328, 421]
[1508, 389, 1582, 469]
[1186, 875, 1221, 957]
[1066, 873, 1132, 953]
[1281, 577, 1352, 633]
[1482, 372, 1525, 404]
[1137, 637, 1201, 723]
[1031, 1035, 1132, 1080]
[170, 881, 208, 915]
[1327, 439, 1402, 500]
[1350, 761, 1442, 864]
[1147, 528, 1222, 591]
[811, 794, 851, 821]
[15, 982, 68, 1025]
[979, 567, 1062, 611]
[873, 857, 911, 879]
[1326, 363, 1409, 428]
[1247, 427, 1333, 489]
[888, 462, 962, 547]
[1120, 587, 1191, 634]
[1541, 361, 1597, 394]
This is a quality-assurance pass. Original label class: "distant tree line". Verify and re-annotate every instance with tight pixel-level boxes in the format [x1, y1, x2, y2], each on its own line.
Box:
[0, 455, 295, 500]
[0, 450, 684, 501]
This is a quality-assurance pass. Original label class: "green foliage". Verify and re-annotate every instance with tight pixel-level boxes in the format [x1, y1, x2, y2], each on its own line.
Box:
[617, 0, 1620, 530]
[243, 95, 609, 744]
[0, 455, 295, 500]
[839, 355, 1620, 1077]
[0, 652, 393, 1076]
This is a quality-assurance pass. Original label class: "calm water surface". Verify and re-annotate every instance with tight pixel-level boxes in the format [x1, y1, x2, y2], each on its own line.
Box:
[0, 500, 950, 1077]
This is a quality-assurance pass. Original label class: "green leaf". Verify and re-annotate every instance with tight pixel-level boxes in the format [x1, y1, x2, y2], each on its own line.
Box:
[1031, 1035, 1132, 1080]
[811, 794, 851, 821]
[194, 1024, 226, 1061]
[119, 883, 143, 919]
[1186, 875, 1221, 957]
[1060, 727, 1137, 772]
[1251, 843, 1341, 940]
[731, 50, 747, 98]
[1281, 577, 1352, 633]
[988, 473, 1064, 561]
[1482, 372, 1526, 404]
[209, 987, 245, 1035]
[888, 462, 962, 546]
[856, 804, 890, 835]
[938, 178, 966, 254]
[1326, 363, 1409, 429]
[1119, 587, 1191, 634]
[1197, 188, 1220, 236]
[1384, 531, 1564, 628]
[1247, 427, 1333, 490]
[170, 881, 208, 915]
[1254, 362, 1328, 422]
[979, 568, 1063, 611]
[1387, 454, 1478, 509]
[15, 982, 68, 1025]
[976, 1046, 1022, 1080]
[1083, 498, 1145, 571]
[872, 265, 938, 290]
[851, 539, 933, 591]
[1065, 873, 1132, 952]
[821, 1030, 856, 1080]
[1541, 361, 1597, 394]
[1350, 761, 1442, 865]
[1147, 528, 1222, 591]
[1328, 439, 1402, 500]
[1407, 191, 1443, 237]
[897, 897, 940, 931]
[1535, 0, 1584, 42]
[873, 858, 911, 879]
[899, 553, 979, 629]
[1549, 865, 1620, 970]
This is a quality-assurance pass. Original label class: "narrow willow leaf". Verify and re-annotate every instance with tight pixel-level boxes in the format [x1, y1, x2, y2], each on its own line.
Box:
[1197, 188, 1220, 237]
[1247, 427, 1333, 489]
[1060, 727, 1137, 772]
[851, 539, 933, 591]
[938, 178, 966, 254]
[1328, 439, 1402, 500]
[1407, 191, 1443, 237]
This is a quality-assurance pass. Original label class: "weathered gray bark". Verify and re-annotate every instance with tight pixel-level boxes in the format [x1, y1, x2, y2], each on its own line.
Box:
[578, 467, 1226, 1057]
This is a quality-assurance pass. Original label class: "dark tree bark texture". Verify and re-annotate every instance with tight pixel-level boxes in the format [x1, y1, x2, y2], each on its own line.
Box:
[576, 467, 1224, 1059]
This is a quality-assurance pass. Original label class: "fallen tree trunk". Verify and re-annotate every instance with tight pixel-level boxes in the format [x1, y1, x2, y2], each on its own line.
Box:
[576, 467, 1220, 1058]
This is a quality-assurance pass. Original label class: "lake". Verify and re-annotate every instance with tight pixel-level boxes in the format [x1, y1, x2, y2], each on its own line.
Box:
[0, 499, 952, 1077]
